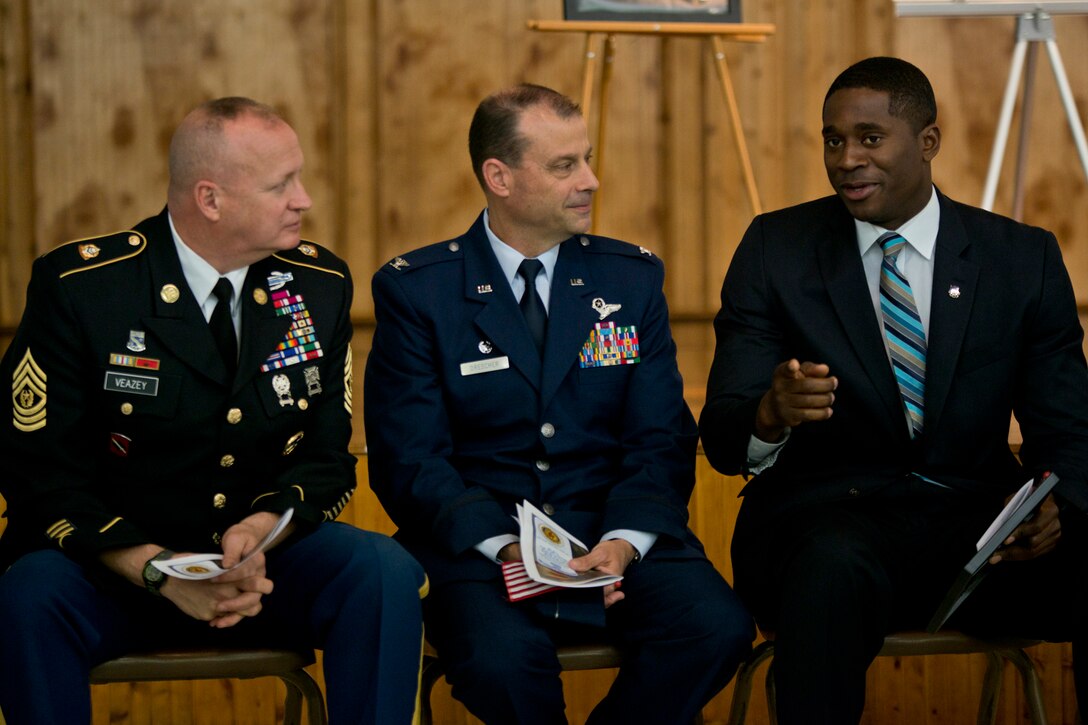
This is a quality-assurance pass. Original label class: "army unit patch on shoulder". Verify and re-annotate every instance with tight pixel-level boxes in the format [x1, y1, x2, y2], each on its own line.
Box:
[12, 348, 46, 432]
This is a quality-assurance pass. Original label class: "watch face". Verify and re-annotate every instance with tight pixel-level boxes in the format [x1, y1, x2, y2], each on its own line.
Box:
[145, 566, 164, 583]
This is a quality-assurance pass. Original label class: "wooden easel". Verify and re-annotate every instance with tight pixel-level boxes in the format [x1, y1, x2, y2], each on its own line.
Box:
[528, 19, 775, 226]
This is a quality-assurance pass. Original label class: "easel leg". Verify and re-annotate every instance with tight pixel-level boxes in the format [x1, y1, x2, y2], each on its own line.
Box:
[591, 34, 616, 233]
[1011, 41, 1039, 221]
[709, 35, 761, 216]
[981, 35, 1027, 211]
[1044, 38, 1088, 186]
[581, 33, 600, 120]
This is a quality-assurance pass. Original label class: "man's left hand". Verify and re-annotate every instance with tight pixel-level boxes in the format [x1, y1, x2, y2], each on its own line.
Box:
[569, 539, 637, 609]
[990, 493, 1061, 564]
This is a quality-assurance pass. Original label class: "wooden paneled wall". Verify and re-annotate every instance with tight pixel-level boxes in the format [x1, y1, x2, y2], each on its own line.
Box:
[1, 0, 1085, 426]
[0, 0, 1085, 722]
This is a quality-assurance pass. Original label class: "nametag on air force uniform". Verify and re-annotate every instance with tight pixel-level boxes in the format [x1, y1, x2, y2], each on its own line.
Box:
[460, 356, 510, 377]
[579, 322, 639, 368]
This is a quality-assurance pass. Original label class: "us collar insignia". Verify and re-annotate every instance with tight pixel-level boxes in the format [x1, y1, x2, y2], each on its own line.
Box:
[390, 257, 410, 270]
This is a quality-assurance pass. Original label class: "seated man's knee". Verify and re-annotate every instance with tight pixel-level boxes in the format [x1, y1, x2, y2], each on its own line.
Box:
[441, 626, 559, 692]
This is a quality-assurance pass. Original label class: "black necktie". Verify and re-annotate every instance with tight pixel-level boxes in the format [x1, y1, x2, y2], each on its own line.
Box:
[209, 277, 237, 374]
[517, 259, 547, 355]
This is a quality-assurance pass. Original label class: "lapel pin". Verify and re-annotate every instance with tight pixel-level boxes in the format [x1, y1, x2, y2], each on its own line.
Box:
[479, 340, 493, 354]
[476, 284, 493, 294]
[272, 374, 295, 407]
[127, 330, 147, 352]
[948, 285, 961, 299]
[592, 297, 622, 320]
[267, 271, 293, 290]
[304, 366, 323, 396]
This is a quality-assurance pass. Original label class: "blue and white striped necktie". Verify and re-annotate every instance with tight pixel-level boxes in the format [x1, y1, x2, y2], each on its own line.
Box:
[878, 232, 926, 438]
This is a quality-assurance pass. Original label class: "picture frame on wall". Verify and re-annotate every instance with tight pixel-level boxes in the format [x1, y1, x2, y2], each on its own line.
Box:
[563, 0, 742, 23]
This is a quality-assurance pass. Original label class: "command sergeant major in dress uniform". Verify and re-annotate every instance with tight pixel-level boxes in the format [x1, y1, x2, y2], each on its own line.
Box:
[0, 97, 426, 725]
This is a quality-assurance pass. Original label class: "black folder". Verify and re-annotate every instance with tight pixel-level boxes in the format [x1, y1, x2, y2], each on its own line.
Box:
[926, 472, 1060, 633]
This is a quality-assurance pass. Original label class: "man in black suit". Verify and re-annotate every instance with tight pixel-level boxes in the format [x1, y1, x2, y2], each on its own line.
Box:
[0, 97, 427, 724]
[700, 57, 1088, 723]
[365, 83, 753, 724]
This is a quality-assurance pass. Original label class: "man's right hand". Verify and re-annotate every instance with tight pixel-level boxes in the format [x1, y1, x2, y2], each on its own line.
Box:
[755, 359, 838, 442]
[100, 544, 274, 629]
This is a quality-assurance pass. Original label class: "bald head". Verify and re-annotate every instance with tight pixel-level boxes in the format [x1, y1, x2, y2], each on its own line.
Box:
[167, 97, 284, 203]
[165, 97, 311, 273]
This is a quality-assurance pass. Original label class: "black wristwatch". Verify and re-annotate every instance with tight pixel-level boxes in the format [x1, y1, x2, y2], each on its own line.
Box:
[142, 549, 175, 597]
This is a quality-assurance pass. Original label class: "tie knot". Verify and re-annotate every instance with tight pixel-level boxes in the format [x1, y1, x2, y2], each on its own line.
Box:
[878, 232, 906, 260]
[212, 277, 234, 305]
[517, 258, 544, 284]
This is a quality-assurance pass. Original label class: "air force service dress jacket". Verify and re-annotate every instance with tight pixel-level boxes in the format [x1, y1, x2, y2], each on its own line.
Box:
[700, 191, 1088, 527]
[0, 209, 356, 565]
[365, 213, 704, 589]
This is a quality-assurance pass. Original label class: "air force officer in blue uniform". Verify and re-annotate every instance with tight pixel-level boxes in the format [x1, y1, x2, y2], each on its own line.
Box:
[365, 84, 753, 724]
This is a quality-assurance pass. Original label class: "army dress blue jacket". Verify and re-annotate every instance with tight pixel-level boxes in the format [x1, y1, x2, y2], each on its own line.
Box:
[0, 209, 356, 563]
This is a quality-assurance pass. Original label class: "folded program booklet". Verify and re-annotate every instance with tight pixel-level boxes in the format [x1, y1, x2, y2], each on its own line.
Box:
[502, 501, 621, 601]
[927, 472, 1059, 633]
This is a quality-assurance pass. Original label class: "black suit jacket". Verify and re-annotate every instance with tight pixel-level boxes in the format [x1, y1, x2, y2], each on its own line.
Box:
[700, 192, 1088, 525]
[0, 209, 356, 563]
[364, 213, 703, 588]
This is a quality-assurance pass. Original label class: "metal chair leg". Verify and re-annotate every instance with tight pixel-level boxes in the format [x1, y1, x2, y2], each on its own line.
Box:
[726, 641, 775, 725]
[977, 651, 1005, 725]
[278, 669, 328, 725]
[1001, 647, 1048, 725]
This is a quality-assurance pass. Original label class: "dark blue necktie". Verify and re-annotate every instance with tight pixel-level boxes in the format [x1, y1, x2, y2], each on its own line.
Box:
[517, 259, 547, 355]
[209, 277, 237, 374]
[878, 232, 926, 438]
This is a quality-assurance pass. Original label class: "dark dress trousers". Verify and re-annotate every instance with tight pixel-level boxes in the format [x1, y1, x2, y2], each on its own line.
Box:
[0, 209, 427, 724]
[700, 192, 1088, 724]
[365, 213, 754, 724]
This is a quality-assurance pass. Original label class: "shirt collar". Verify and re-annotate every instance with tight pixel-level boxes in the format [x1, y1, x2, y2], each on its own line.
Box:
[855, 185, 940, 260]
[483, 208, 560, 286]
[167, 212, 248, 312]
